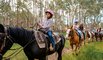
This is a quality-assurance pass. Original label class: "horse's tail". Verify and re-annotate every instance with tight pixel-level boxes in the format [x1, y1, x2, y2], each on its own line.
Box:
[83, 32, 86, 40]
[60, 35, 65, 47]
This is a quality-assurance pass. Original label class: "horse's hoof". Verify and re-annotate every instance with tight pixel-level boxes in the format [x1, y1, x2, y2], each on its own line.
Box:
[72, 53, 75, 55]
[5, 58, 10, 60]
[76, 53, 78, 56]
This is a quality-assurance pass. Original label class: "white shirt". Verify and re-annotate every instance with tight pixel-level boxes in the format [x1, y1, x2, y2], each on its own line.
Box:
[73, 24, 79, 30]
[39, 18, 53, 30]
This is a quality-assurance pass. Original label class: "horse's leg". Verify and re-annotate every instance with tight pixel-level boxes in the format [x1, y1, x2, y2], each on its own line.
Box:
[57, 35, 65, 60]
[57, 49, 63, 60]
[24, 49, 34, 60]
[75, 42, 81, 55]
[39, 57, 46, 60]
[95, 33, 97, 41]
[70, 43, 73, 51]
[0, 54, 2, 60]
[100, 36, 102, 41]
[75, 44, 78, 51]
[83, 32, 85, 45]
[25, 53, 34, 60]
[75, 43, 78, 53]
[92, 36, 93, 42]
[79, 40, 82, 47]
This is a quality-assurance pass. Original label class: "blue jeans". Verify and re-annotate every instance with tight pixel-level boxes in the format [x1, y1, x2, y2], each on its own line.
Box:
[76, 29, 82, 38]
[47, 30, 55, 49]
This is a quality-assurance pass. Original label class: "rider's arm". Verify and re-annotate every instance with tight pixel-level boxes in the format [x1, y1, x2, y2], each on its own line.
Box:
[37, 20, 44, 28]
[45, 20, 53, 29]
[37, 23, 43, 28]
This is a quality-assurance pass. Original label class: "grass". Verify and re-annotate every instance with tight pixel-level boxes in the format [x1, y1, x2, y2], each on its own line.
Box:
[65, 40, 70, 48]
[63, 42, 103, 60]
[63, 53, 77, 60]
[3, 44, 27, 60]
[2, 30, 103, 60]
[4, 42, 103, 60]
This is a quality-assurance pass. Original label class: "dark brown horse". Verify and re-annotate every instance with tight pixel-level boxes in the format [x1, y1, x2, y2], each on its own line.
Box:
[0, 24, 65, 60]
[95, 28, 103, 41]
[95, 31, 103, 41]
[79, 24, 85, 45]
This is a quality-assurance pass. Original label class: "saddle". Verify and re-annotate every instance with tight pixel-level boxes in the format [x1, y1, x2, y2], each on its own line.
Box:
[34, 31, 61, 48]
[75, 29, 84, 40]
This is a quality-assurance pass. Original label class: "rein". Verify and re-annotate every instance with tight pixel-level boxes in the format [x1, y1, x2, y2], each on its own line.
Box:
[70, 29, 78, 38]
[0, 27, 35, 59]
[3, 35, 34, 60]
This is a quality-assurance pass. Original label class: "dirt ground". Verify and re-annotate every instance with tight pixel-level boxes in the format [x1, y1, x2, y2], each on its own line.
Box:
[48, 48, 72, 60]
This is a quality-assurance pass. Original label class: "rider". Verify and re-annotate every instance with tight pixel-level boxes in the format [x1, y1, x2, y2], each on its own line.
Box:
[73, 20, 83, 39]
[37, 9, 55, 51]
[98, 28, 101, 32]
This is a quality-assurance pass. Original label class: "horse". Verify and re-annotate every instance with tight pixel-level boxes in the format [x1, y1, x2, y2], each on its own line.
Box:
[95, 31, 103, 41]
[68, 26, 80, 54]
[78, 24, 85, 45]
[0, 24, 65, 60]
[85, 30, 95, 42]
[65, 28, 70, 39]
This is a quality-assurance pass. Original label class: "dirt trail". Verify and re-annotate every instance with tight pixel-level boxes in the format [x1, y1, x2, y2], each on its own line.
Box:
[48, 48, 72, 60]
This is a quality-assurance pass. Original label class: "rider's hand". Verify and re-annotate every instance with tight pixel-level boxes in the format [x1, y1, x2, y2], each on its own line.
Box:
[37, 23, 43, 28]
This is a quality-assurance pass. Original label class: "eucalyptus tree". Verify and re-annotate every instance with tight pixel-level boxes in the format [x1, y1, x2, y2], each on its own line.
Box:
[0, 0, 11, 25]
[77, 0, 103, 28]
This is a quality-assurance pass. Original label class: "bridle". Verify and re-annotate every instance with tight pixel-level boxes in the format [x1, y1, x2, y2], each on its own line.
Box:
[0, 33, 6, 52]
[69, 29, 78, 39]
[0, 27, 13, 52]
[0, 27, 35, 59]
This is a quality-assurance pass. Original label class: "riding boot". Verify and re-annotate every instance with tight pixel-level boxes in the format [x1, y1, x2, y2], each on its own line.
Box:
[50, 44, 54, 51]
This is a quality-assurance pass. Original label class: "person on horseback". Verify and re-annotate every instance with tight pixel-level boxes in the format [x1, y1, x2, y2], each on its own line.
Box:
[98, 28, 101, 32]
[37, 9, 55, 51]
[73, 20, 83, 40]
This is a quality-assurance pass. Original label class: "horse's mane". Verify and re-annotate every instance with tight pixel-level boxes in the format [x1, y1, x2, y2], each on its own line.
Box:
[7, 27, 34, 40]
[79, 24, 83, 31]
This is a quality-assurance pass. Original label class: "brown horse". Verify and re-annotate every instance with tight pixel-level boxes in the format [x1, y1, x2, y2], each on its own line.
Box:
[68, 26, 80, 54]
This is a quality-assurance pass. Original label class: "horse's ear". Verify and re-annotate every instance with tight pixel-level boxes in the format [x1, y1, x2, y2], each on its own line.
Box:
[0, 24, 5, 33]
[70, 25, 73, 29]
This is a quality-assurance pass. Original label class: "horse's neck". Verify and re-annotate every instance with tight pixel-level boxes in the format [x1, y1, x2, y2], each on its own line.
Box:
[72, 30, 78, 37]
[74, 30, 78, 36]
[87, 31, 89, 35]
[8, 27, 31, 46]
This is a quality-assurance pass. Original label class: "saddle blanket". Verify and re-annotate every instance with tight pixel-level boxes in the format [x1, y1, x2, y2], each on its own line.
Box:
[34, 31, 61, 48]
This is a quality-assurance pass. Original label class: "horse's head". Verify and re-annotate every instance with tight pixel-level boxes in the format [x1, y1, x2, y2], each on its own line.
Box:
[0, 24, 6, 52]
[69, 26, 76, 37]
